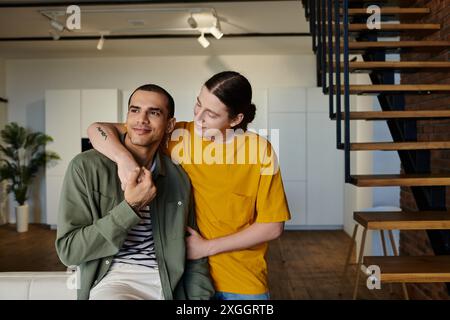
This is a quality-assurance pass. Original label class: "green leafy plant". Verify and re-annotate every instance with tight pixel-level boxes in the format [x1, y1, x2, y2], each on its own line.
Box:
[0, 122, 60, 205]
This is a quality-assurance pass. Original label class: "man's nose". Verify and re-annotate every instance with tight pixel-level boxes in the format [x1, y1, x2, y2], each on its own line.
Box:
[138, 111, 149, 123]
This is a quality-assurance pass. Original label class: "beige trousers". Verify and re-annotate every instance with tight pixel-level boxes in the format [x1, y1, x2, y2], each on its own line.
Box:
[89, 262, 164, 300]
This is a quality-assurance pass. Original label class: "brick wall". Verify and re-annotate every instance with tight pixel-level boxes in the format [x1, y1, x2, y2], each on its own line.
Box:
[399, 0, 450, 300]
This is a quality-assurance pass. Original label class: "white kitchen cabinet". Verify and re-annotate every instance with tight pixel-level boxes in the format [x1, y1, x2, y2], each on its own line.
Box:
[306, 112, 344, 226]
[44, 175, 64, 226]
[121, 89, 132, 122]
[268, 87, 307, 113]
[268, 87, 344, 229]
[81, 89, 120, 138]
[268, 113, 307, 181]
[283, 181, 307, 227]
[171, 89, 196, 122]
[45, 89, 119, 226]
[45, 90, 81, 177]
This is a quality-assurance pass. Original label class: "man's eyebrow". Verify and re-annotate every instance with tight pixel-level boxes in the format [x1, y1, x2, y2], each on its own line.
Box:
[196, 97, 201, 105]
[148, 107, 163, 112]
[129, 106, 164, 113]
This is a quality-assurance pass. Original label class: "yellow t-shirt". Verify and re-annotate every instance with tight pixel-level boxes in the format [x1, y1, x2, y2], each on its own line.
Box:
[167, 121, 291, 294]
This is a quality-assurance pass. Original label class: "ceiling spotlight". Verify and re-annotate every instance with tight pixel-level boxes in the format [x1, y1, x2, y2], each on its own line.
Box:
[210, 24, 223, 40]
[209, 16, 223, 39]
[50, 20, 64, 32]
[197, 32, 210, 48]
[97, 35, 105, 50]
[49, 30, 60, 41]
[187, 13, 197, 29]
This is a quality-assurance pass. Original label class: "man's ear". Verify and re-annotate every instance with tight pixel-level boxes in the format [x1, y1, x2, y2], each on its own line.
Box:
[230, 113, 244, 128]
[166, 117, 176, 134]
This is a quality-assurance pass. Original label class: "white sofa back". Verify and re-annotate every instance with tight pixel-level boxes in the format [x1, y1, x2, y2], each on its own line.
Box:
[0, 272, 77, 300]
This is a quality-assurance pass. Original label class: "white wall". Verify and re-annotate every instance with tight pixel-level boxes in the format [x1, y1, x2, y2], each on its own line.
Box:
[6, 54, 321, 224]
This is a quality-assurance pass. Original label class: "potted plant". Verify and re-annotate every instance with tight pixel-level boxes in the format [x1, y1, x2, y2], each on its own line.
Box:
[0, 122, 60, 232]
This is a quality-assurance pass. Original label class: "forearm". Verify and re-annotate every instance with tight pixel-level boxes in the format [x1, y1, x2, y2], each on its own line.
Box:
[56, 200, 140, 266]
[208, 222, 284, 256]
[56, 160, 141, 266]
[87, 122, 130, 163]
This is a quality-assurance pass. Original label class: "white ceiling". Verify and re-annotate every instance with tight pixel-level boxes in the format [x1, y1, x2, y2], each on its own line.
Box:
[0, 1, 311, 58]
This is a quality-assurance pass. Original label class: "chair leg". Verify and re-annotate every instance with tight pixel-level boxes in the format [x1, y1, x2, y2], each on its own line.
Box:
[353, 227, 367, 300]
[388, 230, 409, 300]
[339, 224, 359, 295]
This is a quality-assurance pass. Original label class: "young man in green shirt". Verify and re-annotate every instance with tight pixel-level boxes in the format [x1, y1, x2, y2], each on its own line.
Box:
[56, 84, 214, 300]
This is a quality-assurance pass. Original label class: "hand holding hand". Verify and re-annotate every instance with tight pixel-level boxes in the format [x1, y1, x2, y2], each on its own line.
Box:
[124, 167, 157, 211]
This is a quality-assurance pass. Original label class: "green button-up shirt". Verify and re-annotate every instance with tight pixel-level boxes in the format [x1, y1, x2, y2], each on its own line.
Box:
[55, 145, 214, 300]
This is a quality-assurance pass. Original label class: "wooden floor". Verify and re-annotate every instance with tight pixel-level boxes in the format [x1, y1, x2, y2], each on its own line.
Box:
[0, 223, 65, 272]
[267, 230, 402, 299]
[0, 224, 401, 299]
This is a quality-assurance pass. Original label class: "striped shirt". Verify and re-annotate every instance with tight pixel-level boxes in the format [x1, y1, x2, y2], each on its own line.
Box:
[112, 205, 157, 268]
[112, 161, 158, 269]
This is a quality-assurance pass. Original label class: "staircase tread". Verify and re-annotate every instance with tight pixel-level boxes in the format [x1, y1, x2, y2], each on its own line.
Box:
[341, 0, 430, 3]
[347, 23, 440, 31]
[350, 141, 450, 151]
[354, 211, 450, 230]
[333, 84, 450, 94]
[344, 41, 450, 52]
[351, 174, 450, 187]
[335, 61, 450, 70]
[336, 110, 450, 120]
[341, 0, 423, 1]
[362, 256, 450, 283]
[347, 7, 430, 15]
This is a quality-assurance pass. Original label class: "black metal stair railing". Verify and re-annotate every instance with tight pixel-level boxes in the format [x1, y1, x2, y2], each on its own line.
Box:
[305, 0, 352, 182]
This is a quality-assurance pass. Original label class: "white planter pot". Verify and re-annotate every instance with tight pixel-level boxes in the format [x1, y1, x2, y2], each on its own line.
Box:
[15, 204, 29, 233]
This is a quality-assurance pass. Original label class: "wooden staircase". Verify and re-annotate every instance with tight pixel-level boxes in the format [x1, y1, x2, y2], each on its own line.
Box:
[303, 0, 450, 299]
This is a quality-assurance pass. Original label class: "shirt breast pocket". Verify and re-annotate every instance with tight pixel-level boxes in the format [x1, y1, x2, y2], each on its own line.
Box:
[225, 192, 255, 230]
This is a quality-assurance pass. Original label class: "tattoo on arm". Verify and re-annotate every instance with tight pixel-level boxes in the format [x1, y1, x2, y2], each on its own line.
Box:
[97, 127, 108, 140]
